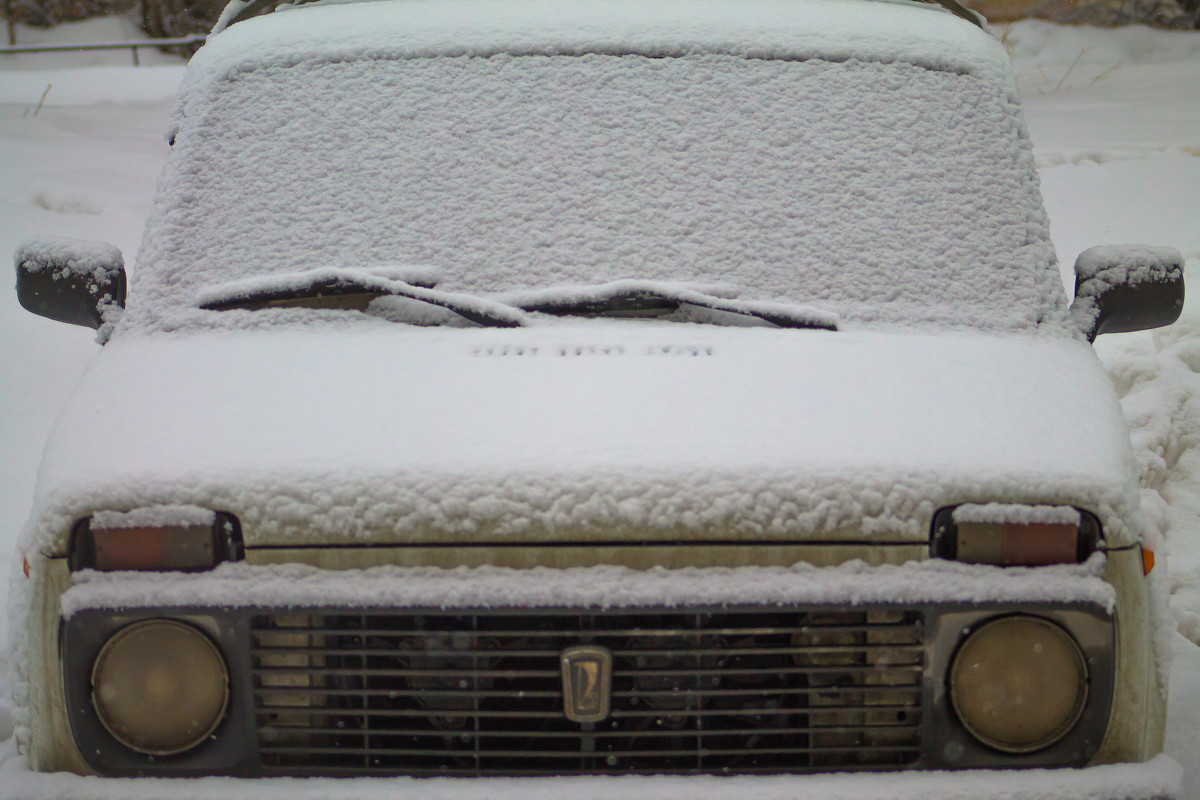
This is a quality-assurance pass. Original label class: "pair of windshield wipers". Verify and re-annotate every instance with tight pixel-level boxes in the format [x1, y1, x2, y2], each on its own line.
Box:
[198, 268, 838, 331]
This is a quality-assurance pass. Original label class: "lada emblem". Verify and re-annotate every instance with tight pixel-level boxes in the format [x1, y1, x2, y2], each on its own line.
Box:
[560, 645, 613, 723]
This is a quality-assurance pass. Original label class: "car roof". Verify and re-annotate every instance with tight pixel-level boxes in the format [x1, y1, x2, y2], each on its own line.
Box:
[193, 0, 1006, 82]
[219, 0, 986, 32]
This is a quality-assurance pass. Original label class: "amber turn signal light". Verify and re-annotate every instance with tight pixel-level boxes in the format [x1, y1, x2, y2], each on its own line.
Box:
[92, 524, 215, 570]
[68, 509, 243, 572]
[930, 505, 1100, 566]
[954, 521, 1080, 566]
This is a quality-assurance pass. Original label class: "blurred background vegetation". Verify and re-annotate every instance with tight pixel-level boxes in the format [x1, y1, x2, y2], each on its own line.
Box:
[4, 0, 223, 37]
[1, 0, 1197, 43]
[966, 0, 1199, 27]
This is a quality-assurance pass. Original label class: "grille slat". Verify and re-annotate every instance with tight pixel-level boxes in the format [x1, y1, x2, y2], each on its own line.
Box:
[256, 702, 919, 719]
[257, 624, 914, 638]
[252, 644, 922, 658]
[256, 685, 921, 699]
[251, 607, 924, 776]
[256, 688, 566, 698]
[258, 745, 922, 758]
[256, 667, 563, 678]
[271, 765, 902, 777]
[618, 665, 922, 677]
[612, 686, 920, 698]
[257, 723, 918, 738]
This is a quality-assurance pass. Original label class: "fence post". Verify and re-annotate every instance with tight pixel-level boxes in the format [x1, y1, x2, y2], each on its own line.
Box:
[5, 0, 15, 46]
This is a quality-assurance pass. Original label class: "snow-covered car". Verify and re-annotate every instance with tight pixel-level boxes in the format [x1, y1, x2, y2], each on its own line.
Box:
[7, 0, 1188, 796]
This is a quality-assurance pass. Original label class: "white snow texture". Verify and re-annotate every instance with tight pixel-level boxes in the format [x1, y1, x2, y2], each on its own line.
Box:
[123, 0, 1068, 334]
[59, 557, 1116, 617]
[3, 5, 1200, 799]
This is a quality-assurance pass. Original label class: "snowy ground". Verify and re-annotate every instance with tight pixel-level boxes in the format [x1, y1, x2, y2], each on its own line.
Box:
[0, 11, 1198, 793]
[1008, 23, 1200, 786]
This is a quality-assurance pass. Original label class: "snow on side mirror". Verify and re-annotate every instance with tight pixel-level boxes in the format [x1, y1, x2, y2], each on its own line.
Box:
[15, 237, 127, 330]
[1069, 245, 1184, 342]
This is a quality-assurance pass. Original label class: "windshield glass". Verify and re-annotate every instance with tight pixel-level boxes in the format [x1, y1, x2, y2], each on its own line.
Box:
[131, 53, 1066, 333]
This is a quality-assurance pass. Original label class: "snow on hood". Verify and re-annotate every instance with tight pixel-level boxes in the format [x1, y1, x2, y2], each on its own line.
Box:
[23, 324, 1140, 553]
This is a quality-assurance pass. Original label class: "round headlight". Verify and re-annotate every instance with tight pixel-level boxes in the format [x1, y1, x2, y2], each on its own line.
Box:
[91, 619, 229, 755]
[949, 615, 1087, 753]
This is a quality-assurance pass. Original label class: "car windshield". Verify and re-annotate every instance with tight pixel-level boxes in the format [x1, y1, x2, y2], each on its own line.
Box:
[130, 52, 1066, 333]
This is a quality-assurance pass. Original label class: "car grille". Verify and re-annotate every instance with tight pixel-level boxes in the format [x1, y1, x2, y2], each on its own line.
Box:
[250, 608, 924, 776]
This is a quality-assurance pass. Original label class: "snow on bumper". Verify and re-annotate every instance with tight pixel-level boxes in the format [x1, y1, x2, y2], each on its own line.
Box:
[58, 558, 1116, 614]
[0, 752, 1183, 800]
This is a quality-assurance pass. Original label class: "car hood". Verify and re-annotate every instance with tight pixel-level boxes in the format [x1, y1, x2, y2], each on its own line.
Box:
[27, 324, 1140, 552]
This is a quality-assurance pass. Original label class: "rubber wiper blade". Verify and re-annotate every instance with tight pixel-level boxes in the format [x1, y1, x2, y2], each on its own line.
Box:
[510, 280, 837, 331]
[199, 268, 526, 328]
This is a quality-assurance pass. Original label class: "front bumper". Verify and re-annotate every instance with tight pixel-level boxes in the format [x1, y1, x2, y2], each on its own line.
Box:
[55, 562, 1120, 778]
[0, 751, 1182, 800]
[21, 556, 1160, 782]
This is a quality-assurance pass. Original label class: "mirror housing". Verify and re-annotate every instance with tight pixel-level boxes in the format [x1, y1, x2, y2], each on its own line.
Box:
[15, 237, 127, 330]
[1069, 245, 1184, 341]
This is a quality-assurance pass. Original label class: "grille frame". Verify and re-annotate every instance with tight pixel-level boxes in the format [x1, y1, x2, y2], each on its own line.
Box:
[61, 602, 1115, 778]
[249, 605, 927, 777]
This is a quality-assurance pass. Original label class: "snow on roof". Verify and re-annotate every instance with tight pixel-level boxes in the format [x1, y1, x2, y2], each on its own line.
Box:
[198, 0, 1004, 76]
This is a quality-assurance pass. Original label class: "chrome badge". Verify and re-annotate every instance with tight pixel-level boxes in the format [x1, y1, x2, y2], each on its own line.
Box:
[560, 645, 613, 723]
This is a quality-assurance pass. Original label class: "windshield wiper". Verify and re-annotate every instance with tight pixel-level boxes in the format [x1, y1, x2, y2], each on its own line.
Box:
[199, 268, 526, 328]
[507, 280, 838, 330]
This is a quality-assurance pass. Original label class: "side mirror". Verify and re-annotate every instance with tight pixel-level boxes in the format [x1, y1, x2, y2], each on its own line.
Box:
[14, 237, 127, 330]
[1069, 245, 1184, 342]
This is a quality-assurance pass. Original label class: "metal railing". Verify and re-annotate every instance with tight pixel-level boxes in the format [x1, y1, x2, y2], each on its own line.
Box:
[0, 34, 205, 65]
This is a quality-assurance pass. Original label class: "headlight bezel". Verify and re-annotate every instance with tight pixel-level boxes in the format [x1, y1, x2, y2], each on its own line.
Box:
[90, 618, 231, 756]
[62, 609, 257, 777]
[947, 614, 1090, 753]
[923, 606, 1115, 769]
